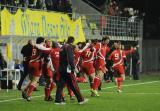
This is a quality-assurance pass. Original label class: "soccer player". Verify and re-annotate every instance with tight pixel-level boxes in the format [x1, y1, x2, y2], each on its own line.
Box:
[108, 41, 126, 93]
[94, 37, 110, 92]
[80, 42, 99, 96]
[22, 37, 51, 101]
[43, 39, 56, 101]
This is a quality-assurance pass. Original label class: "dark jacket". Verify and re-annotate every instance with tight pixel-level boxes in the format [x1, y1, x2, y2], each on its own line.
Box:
[0, 52, 7, 69]
[132, 49, 139, 65]
[59, 43, 75, 73]
[21, 43, 33, 61]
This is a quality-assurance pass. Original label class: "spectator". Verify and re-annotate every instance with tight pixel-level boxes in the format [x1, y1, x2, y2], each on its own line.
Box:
[52, 0, 58, 11]
[45, 0, 53, 10]
[36, 0, 45, 9]
[57, 0, 65, 12]
[64, 0, 72, 17]
[0, 50, 7, 71]
[132, 44, 140, 80]
[19, 0, 29, 8]
[28, 0, 37, 8]
[107, 2, 114, 16]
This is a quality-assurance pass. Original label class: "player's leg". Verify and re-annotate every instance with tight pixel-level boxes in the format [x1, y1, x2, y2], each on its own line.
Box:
[22, 61, 42, 101]
[66, 83, 75, 100]
[24, 76, 40, 101]
[66, 72, 84, 103]
[114, 66, 125, 93]
[55, 74, 66, 103]
[44, 68, 55, 101]
[17, 62, 29, 90]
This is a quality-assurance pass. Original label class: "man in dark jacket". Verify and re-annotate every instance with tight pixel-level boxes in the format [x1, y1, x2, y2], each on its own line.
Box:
[55, 36, 88, 105]
[17, 40, 33, 90]
[132, 45, 140, 80]
[0, 50, 7, 77]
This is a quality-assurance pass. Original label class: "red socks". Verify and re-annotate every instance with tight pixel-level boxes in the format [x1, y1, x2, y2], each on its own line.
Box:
[45, 82, 56, 98]
[27, 84, 36, 97]
[50, 82, 56, 92]
[92, 77, 101, 90]
[116, 77, 123, 90]
[45, 87, 50, 98]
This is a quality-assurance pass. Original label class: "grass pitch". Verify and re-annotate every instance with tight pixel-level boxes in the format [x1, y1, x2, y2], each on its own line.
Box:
[0, 74, 160, 111]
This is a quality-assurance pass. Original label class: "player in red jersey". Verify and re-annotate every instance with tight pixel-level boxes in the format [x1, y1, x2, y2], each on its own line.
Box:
[108, 41, 126, 93]
[43, 39, 56, 101]
[74, 42, 90, 83]
[94, 37, 110, 91]
[22, 37, 51, 101]
[80, 42, 100, 96]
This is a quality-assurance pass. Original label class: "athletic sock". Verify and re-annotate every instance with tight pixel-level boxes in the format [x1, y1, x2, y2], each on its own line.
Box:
[50, 82, 56, 92]
[117, 77, 123, 90]
[27, 84, 36, 97]
[45, 87, 50, 98]
[92, 77, 101, 90]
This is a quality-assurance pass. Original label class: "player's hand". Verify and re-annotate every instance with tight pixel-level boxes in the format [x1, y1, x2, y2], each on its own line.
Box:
[110, 67, 114, 72]
[75, 68, 79, 74]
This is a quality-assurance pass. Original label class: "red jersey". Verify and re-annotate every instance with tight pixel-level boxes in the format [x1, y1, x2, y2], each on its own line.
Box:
[50, 48, 60, 70]
[29, 44, 51, 77]
[30, 44, 51, 62]
[108, 49, 126, 68]
[80, 48, 96, 75]
[30, 46, 41, 62]
[95, 42, 110, 61]
[74, 49, 81, 67]
[81, 48, 96, 63]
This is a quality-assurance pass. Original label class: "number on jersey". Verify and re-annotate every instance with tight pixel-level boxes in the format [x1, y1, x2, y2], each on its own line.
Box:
[86, 51, 91, 57]
[115, 53, 119, 60]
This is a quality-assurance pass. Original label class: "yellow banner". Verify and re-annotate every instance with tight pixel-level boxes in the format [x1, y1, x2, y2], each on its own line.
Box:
[1, 8, 85, 43]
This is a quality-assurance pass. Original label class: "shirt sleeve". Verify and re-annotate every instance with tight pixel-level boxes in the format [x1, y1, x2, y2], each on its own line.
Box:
[122, 51, 126, 59]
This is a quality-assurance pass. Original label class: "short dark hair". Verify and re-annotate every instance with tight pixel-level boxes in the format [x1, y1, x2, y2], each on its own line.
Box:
[77, 42, 82, 45]
[102, 36, 110, 41]
[36, 37, 45, 44]
[52, 41, 59, 48]
[67, 36, 75, 44]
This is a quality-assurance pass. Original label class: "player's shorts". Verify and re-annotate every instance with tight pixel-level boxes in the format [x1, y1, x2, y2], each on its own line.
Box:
[81, 62, 95, 75]
[94, 59, 106, 73]
[29, 61, 42, 77]
[44, 68, 53, 78]
[52, 63, 61, 81]
[113, 65, 125, 76]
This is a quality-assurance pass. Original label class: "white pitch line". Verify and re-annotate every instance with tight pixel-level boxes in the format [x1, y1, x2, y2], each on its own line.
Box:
[0, 80, 159, 103]
[82, 80, 160, 92]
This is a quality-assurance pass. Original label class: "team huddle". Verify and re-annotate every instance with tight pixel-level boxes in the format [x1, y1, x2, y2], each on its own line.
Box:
[20, 36, 136, 105]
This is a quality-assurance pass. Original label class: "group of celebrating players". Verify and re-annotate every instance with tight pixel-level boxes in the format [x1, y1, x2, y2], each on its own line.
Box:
[20, 36, 136, 104]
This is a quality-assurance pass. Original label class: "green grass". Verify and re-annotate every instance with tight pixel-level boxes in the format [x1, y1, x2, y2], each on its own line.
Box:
[0, 74, 160, 111]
